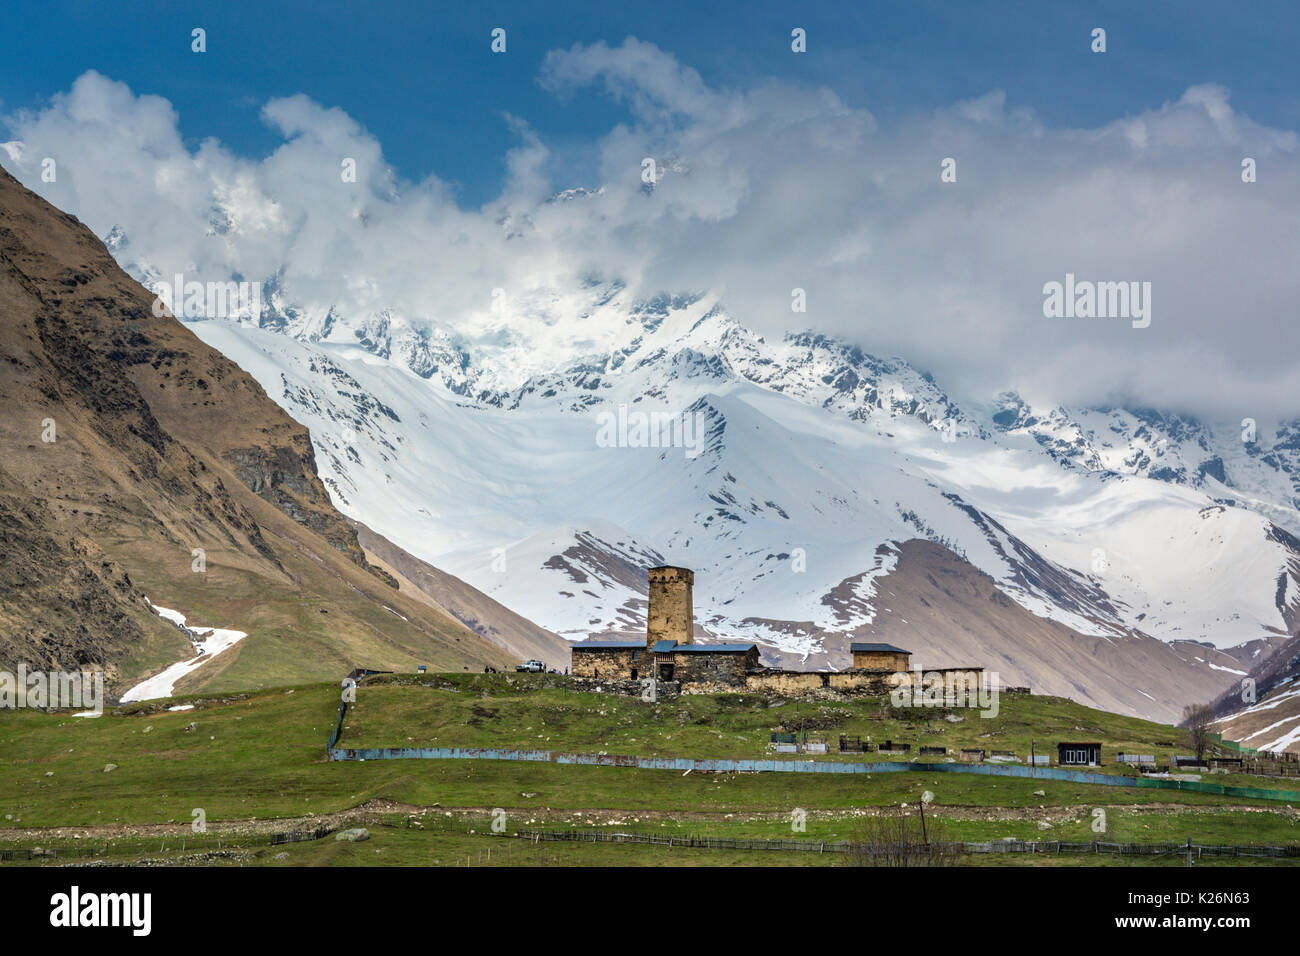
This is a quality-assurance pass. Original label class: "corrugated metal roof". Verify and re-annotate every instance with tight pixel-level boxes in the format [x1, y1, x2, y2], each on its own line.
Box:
[652, 640, 679, 653]
[849, 642, 909, 654]
[672, 643, 757, 653]
[571, 641, 644, 650]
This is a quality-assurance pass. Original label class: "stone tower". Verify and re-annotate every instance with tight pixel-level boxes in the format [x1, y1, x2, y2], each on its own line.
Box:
[646, 566, 694, 651]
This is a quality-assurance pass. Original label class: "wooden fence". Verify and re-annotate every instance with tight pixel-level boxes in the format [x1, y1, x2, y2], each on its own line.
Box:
[512, 828, 1300, 859]
[968, 839, 1300, 859]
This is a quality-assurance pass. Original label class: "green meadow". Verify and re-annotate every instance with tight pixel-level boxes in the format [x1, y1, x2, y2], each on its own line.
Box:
[1, 674, 1296, 866]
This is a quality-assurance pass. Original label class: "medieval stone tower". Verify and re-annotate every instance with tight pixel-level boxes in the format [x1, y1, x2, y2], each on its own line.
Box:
[646, 566, 694, 651]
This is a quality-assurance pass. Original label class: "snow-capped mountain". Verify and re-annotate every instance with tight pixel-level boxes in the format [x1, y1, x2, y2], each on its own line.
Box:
[100, 225, 1300, 721]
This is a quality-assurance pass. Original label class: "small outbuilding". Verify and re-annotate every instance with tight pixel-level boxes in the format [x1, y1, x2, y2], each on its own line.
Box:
[849, 642, 911, 671]
[1057, 742, 1103, 767]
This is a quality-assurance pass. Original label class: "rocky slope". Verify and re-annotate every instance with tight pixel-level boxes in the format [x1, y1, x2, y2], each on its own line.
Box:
[0, 167, 513, 693]
[851, 540, 1259, 721]
[1209, 631, 1300, 753]
[352, 518, 570, 668]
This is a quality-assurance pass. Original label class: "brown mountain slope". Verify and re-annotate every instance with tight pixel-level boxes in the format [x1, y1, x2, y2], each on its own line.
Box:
[0, 166, 511, 693]
[835, 539, 1244, 724]
[1208, 630, 1300, 753]
[1211, 681, 1300, 756]
[352, 518, 571, 667]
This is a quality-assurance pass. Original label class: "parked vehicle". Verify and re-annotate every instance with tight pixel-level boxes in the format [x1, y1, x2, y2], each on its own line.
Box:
[515, 659, 546, 673]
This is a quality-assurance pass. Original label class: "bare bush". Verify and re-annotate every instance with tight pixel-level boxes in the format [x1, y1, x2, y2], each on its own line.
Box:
[844, 805, 964, 867]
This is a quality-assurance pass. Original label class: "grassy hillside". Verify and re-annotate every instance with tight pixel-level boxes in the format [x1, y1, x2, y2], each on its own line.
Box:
[343, 673, 1211, 770]
[2, 677, 1299, 867]
[110, 534, 513, 696]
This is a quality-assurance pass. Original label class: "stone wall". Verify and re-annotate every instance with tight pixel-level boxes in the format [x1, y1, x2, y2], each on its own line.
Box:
[670, 648, 758, 685]
[567, 676, 682, 699]
[827, 671, 899, 693]
[891, 668, 985, 691]
[570, 647, 647, 679]
[733, 667, 980, 700]
[680, 680, 753, 696]
[745, 671, 827, 694]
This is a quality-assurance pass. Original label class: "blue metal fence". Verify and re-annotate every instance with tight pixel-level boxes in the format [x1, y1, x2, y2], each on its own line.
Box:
[326, 746, 1300, 802]
[326, 700, 348, 750]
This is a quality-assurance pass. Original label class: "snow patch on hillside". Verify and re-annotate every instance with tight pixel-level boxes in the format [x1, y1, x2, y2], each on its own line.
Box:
[121, 603, 247, 702]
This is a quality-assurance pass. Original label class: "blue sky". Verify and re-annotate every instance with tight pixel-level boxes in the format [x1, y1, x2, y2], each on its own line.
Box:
[4, 0, 1298, 207]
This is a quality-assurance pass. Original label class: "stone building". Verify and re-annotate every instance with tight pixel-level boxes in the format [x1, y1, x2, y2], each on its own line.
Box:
[654, 641, 760, 684]
[569, 640, 649, 680]
[570, 567, 981, 696]
[647, 566, 694, 647]
[570, 565, 694, 680]
[571, 565, 758, 685]
[850, 642, 911, 671]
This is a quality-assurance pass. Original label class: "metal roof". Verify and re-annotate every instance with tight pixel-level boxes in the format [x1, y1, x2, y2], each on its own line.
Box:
[671, 643, 757, 653]
[652, 640, 679, 653]
[849, 642, 909, 654]
[571, 641, 644, 650]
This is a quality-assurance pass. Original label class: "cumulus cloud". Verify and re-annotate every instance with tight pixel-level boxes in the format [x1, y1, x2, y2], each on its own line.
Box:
[3, 44, 1298, 419]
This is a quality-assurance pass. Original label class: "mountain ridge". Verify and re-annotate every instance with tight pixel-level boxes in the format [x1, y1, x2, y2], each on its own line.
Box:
[139, 270, 1300, 722]
[0, 167, 516, 691]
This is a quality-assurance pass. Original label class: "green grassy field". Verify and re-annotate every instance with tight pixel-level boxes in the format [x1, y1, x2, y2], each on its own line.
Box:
[4, 812, 1295, 868]
[1, 675, 1297, 866]
[342, 673, 1247, 769]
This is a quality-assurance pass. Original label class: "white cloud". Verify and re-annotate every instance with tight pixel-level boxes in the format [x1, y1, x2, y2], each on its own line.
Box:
[3, 45, 1298, 419]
